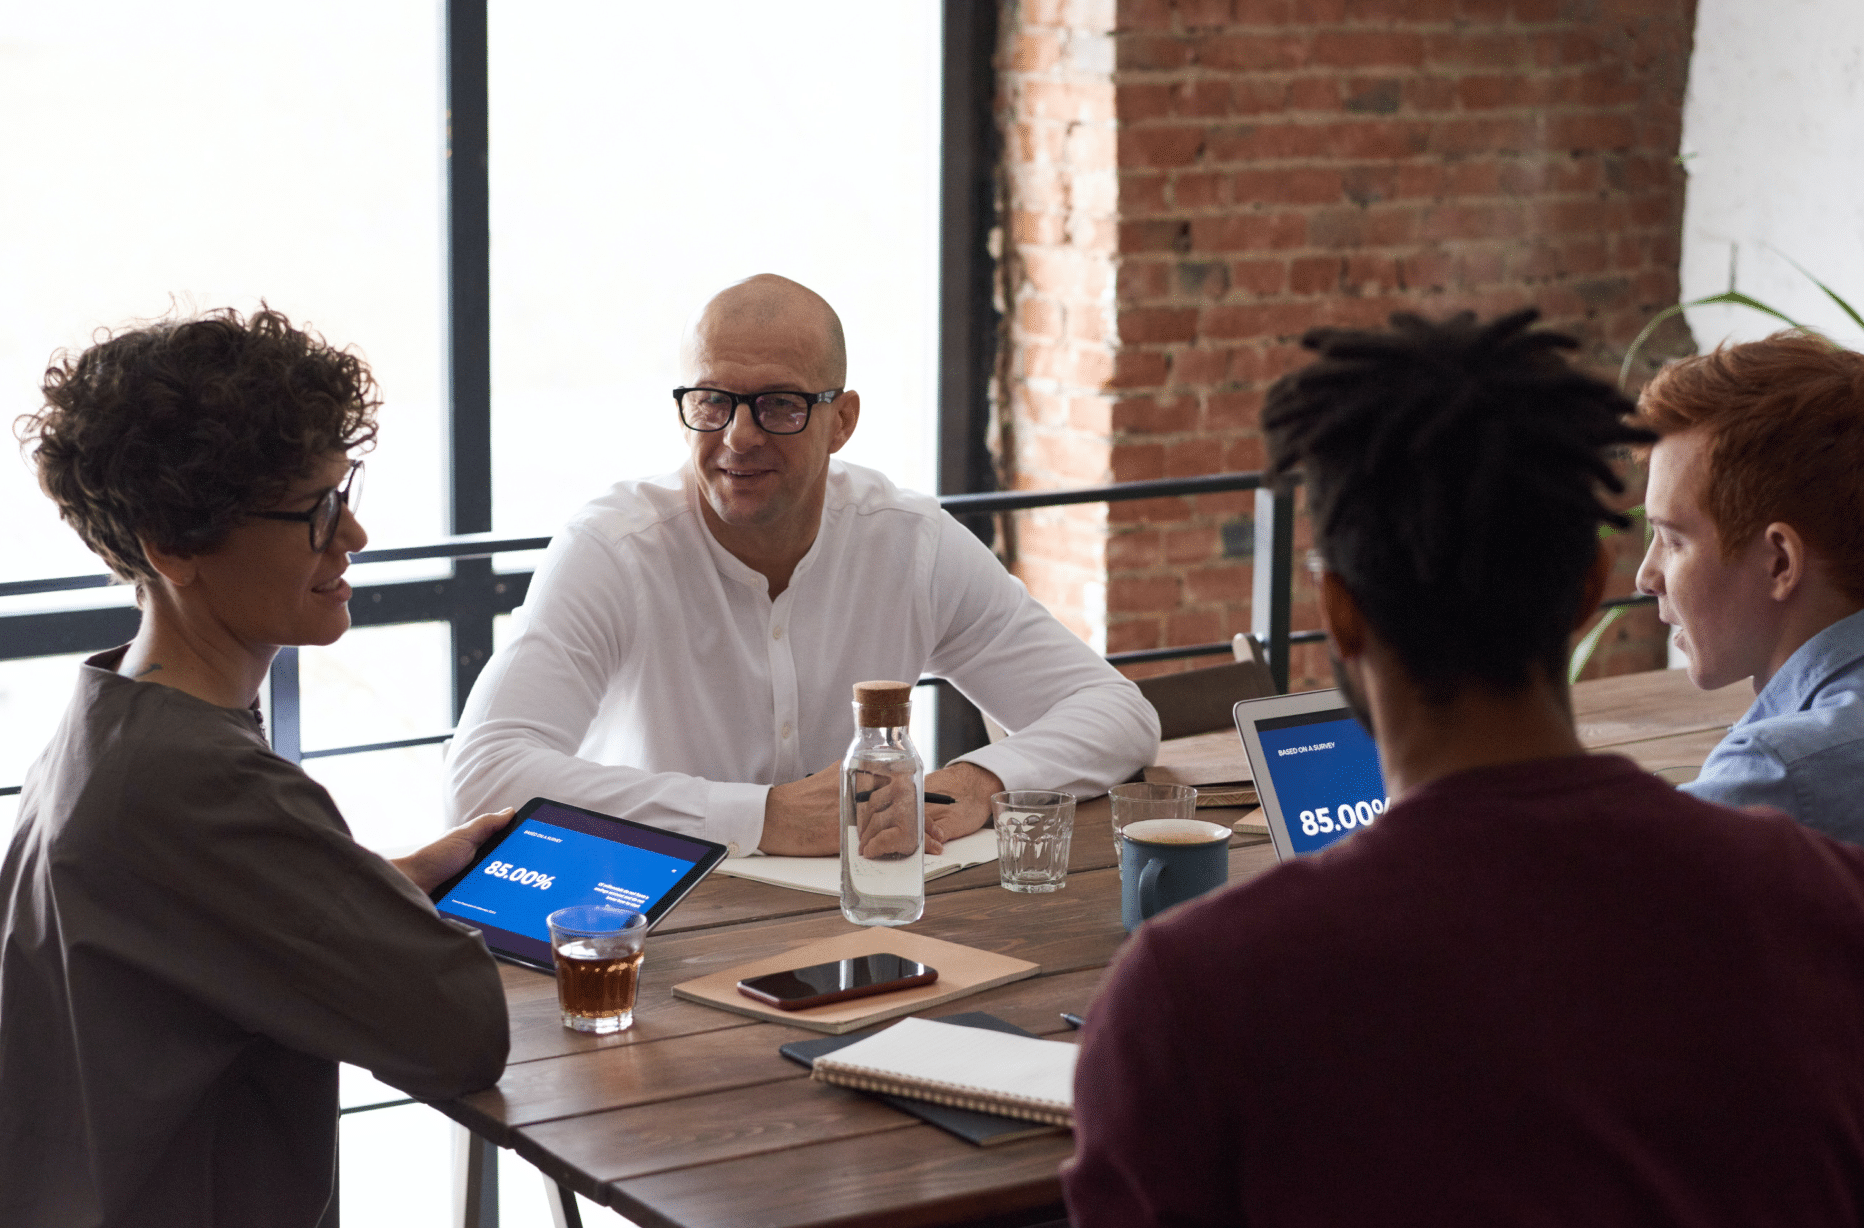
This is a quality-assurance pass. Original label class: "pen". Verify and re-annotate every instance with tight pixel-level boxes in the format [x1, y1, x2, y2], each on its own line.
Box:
[1060, 1012, 1086, 1029]
[851, 790, 958, 805]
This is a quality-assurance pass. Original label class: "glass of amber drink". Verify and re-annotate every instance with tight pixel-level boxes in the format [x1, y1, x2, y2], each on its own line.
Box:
[546, 905, 647, 1033]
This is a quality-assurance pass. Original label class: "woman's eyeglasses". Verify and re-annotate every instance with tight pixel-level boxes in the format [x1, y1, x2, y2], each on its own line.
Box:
[253, 459, 364, 552]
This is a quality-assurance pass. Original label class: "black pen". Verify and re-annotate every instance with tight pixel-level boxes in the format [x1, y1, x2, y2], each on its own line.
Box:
[1060, 1012, 1087, 1029]
[852, 789, 958, 805]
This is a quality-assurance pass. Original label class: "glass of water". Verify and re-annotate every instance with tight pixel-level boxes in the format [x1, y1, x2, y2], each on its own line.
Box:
[991, 791, 1075, 893]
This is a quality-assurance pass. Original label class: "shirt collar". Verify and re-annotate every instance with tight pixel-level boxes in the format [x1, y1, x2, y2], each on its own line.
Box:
[1744, 606, 1864, 723]
[682, 461, 840, 592]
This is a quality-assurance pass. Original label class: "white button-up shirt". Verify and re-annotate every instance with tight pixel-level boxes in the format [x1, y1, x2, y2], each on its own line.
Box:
[447, 461, 1159, 854]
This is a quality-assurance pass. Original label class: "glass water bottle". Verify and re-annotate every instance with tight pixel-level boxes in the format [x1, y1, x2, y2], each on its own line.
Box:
[840, 680, 925, 926]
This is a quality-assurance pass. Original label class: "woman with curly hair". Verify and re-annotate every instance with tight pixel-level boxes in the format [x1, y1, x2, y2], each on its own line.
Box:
[0, 308, 510, 1228]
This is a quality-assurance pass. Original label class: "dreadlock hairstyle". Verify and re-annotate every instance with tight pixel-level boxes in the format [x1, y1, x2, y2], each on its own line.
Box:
[1262, 308, 1655, 703]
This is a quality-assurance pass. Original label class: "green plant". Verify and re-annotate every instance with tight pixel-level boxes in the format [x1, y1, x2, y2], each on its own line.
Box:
[1618, 249, 1864, 388]
[1568, 505, 1647, 685]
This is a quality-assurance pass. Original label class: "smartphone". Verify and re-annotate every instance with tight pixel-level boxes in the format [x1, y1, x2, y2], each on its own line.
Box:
[736, 953, 938, 1010]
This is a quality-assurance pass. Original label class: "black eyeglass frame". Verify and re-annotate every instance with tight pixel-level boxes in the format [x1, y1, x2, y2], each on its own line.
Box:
[253, 459, 364, 552]
[672, 386, 842, 436]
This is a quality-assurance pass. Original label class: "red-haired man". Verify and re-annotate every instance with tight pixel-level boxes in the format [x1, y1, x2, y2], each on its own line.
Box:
[1635, 331, 1864, 843]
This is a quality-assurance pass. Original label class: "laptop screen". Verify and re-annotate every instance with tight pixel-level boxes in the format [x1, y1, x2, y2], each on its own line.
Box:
[1246, 702, 1389, 857]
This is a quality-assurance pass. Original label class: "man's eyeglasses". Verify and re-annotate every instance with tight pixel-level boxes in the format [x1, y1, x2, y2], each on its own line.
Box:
[254, 459, 364, 552]
[673, 387, 841, 436]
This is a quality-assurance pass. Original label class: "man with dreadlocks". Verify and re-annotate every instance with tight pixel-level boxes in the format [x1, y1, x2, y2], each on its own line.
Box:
[1063, 310, 1864, 1227]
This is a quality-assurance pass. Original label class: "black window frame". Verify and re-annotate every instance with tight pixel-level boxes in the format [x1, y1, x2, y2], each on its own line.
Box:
[0, 0, 1307, 788]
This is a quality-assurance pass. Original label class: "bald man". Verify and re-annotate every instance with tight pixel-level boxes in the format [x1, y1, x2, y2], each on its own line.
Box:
[447, 275, 1159, 857]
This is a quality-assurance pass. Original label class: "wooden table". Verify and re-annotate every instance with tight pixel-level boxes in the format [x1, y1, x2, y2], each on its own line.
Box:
[435, 669, 1752, 1228]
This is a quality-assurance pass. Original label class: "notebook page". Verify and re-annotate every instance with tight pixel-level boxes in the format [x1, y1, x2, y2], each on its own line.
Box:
[712, 828, 999, 896]
[817, 1016, 1076, 1109]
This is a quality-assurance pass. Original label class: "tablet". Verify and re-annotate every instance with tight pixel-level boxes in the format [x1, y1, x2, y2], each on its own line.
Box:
[429, 796, 729, 971]
[1233, 689, 1389, 862]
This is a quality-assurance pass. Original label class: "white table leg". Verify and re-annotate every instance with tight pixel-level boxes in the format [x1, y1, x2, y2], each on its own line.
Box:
[453, 1123, 499, 1228]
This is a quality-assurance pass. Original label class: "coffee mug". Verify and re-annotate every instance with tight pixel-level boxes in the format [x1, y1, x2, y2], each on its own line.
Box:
[1119, 817, 1232, 932]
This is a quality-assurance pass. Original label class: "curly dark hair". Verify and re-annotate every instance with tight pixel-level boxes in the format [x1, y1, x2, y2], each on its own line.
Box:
[1262, 308, 1655, 702]
[18, 307, 380, 584]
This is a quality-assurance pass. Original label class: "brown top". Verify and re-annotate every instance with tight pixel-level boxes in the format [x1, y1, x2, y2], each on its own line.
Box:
[852, 680, 913, 728]
[0, 649, 509, 1228]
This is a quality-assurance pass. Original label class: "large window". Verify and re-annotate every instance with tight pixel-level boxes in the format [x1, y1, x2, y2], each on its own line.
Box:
[0, 0, 451, 839]
[488, 3, 942, 529]
[1, 1, 942, 842]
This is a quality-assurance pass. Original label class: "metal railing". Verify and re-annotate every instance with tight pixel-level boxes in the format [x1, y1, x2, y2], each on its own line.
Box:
[0, 471, 1311, 793]
[0, 466, 1664, 799]
[0, 467, 1667, 800]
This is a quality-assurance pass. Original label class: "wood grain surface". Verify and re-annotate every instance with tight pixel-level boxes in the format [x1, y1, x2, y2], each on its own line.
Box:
[1573, 669, 1749, 748]
[515, 970, 1104, 1191]
[437, 669, 1733, 1228]
[1598, 727, 1729, 779]
[608, 1125, 1077, 1228]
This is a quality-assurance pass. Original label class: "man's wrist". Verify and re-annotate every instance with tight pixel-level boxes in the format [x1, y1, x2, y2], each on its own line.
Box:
[931, 760, 1004, 804]
[923, 760, 1001, 844]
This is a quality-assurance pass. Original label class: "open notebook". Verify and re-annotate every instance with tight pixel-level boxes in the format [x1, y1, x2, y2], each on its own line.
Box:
[713, 827, 999, 895]
[810, 1016, 1077, 1127]
[781, 1012, 1065, 1146]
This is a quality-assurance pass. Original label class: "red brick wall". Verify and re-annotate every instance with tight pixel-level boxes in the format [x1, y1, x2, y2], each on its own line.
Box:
[996, 0, 1697, 687]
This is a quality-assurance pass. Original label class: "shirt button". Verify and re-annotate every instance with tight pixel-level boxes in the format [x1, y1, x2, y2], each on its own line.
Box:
[780, 722, 793, 739]
[772, 626, 784, 641]
[726, 841, 741, 857]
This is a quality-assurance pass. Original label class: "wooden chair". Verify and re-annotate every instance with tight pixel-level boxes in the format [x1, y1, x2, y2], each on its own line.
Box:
[980, 634, 1278, 745]
[1132, 634, 1278, 741]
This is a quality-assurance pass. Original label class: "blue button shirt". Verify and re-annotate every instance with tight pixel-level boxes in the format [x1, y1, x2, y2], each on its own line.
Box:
[1681, 607, 1864, 844]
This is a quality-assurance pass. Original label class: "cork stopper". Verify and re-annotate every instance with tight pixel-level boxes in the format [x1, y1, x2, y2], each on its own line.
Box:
[853, 680, 913, 727]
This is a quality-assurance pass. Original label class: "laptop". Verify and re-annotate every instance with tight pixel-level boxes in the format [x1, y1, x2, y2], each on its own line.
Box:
[1232, 690, 1389, 862]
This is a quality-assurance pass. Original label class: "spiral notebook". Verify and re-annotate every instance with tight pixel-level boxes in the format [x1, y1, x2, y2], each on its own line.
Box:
[809, 1016, 1077, 1127]
[781, 1012, 1065, 1146]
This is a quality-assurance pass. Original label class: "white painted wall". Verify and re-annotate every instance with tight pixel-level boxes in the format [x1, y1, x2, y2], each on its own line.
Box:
[1679, 0, 1864, 351]
[1675, 0, 1864, 671]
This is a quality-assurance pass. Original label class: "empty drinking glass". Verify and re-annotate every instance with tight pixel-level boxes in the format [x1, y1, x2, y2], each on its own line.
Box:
[991, 791, 1075, 893]
[1109, 782, 1198, 876]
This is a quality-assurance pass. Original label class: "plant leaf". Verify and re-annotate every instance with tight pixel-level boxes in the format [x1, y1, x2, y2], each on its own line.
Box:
[1599, 503, 1646, 542]
[1767, 247, 1864, 335]
[1619, 292, 1803, 388]
[1568, 604, 1628, 685]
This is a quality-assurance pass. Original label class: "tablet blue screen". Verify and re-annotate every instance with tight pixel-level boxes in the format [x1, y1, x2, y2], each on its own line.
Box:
[435, 802, 705, 945]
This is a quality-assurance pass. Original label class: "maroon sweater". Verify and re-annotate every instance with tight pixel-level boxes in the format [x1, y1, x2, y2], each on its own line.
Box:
[1065, 754, 1864, 1227]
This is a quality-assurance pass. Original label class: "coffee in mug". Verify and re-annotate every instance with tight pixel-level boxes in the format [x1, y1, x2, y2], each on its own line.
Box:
[1122, 817, 1231, 846]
